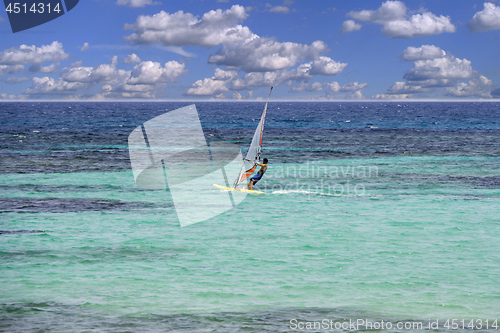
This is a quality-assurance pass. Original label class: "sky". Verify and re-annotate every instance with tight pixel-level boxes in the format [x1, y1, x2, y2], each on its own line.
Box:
[0, 0, 499, 101]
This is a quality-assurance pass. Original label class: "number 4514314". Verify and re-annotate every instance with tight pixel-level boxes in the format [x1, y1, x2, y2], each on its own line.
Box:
[6, 2, 62, 14]
[444, 319, 498, 330]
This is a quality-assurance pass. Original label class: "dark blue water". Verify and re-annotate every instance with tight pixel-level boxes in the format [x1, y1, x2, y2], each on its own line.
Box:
[1, 102, 499, 174]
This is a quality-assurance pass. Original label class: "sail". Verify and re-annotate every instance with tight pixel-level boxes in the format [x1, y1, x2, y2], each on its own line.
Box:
[233, 87, 273, 188]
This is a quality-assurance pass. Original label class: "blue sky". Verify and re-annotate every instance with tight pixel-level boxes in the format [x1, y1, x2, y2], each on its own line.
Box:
[0, 0, 499, 100]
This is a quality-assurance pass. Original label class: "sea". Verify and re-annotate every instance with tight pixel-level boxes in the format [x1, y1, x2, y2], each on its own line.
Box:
[0, 101, 499, 332]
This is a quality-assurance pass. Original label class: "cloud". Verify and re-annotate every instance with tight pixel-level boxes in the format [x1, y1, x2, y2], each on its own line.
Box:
[186, 50, 348, 97]
[290, 81, 367, 99]
[125, 5, 347, 98]
[187, 71, 367, 99]
[373, 93, 413, 100]
[162, 46, 196, 57]
[445, 75, 493, 98]
[400, 45, 445, 61]
[348, 0, 406, 22]
[341, 82, 368, 91]
[208, 38, 334, 72]
[0, 65, 24, 76]
[25, 77, 88, 95]
[381, 12, 457, 38]
[5, 77, 30, 84]
[491, 87, 500, 97]
[290, 82, 324, 92]
[188, 49, 346, 94]
[105, 83, 159, 99]
[346, 1, 456, 38]
[0, 41, 70, 65]
[80, 42, 90, 52]
[404, 56, 475, 81]
[0, 93, 25, 100]
[123, 53, 141, 64]
[340, 20, 362, 33]
[188, 66, 365, 98]
[116, 0, 159, 7]
[62, 56, 129, 84]
[308, 56, 348, 75]
[468, 2, 500, 32]
[266, 4, 290, 14]
[127, 60, 188, 84]
[188, 37, 347, 96]
[378, 45, 495, 99]
[385, 81, 434, 94]
[186, 77, 230, 96]
[29, 63, 60, 73]
[124, 5, 255, 47]
[265, 0, 294, 13]
[23, 56, 189, 99]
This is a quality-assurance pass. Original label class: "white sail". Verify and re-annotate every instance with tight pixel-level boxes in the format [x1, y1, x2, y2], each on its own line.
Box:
[233, 87, 273, 188]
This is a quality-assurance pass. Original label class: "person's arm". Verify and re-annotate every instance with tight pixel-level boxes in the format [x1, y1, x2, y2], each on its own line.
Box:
[244, 159, 265, 167]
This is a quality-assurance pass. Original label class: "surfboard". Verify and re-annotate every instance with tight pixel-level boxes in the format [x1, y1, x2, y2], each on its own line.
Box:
[213, 184, 264, 194]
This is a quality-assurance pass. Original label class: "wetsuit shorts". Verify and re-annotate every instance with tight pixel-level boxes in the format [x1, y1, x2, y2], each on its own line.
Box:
[250, 170, 264, 184]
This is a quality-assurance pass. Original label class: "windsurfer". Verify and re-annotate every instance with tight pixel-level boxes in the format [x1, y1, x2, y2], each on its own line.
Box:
[244, 158, 268, 191]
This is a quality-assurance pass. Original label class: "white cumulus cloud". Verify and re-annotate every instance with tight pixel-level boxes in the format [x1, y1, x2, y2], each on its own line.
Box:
[208, 38, 331, 72]
[381, 12, 456, 38]
[308, 56, 348, 75]
[124, 5, 255, 47]
[123, 53, 141, 64]
[405, 56, 475, 81]
[340, 20, 362, 33]
[186, 78, 230, 96]
[0, 41, 70, 65]
[127, 61, 188, 85]
[25, 77, 88, 95]
[468, 2, 500, 32]
[22, 55, 189, 99]
[377, 45, 495, 99]
[62, 56, 129, 84]
[348, 0, 407, 22]
[346, 1, 456, 38]
[401, 45, 446, 61]
[446, 75, 493, 98]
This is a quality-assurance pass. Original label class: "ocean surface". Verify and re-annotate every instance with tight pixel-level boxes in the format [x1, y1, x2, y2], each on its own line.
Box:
[0, 101, 499, 332]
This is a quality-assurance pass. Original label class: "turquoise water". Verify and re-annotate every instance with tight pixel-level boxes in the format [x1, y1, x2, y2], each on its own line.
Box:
[1, 102, 499, 331]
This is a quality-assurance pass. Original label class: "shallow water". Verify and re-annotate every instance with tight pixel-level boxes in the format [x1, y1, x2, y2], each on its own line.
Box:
[1, 102, 499, 332]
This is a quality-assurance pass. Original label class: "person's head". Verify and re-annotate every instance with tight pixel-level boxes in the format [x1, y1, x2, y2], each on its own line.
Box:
[263, 158, 268, 164]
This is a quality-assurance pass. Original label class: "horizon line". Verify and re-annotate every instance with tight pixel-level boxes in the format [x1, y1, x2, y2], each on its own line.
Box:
[0, 99, 499, 103]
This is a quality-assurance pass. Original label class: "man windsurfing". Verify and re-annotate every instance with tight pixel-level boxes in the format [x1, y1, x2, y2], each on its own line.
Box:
[244, 158, 268, 191]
